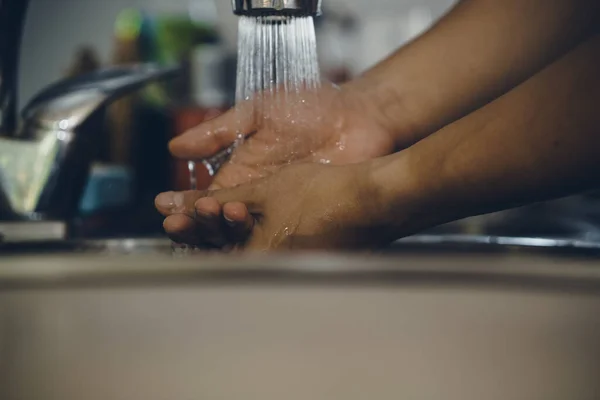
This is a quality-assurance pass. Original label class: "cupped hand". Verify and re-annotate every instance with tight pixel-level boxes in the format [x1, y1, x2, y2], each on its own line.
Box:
[170, 82, 396, 189]
[155, 163, 392, 251]
[160, 83, 396, 248]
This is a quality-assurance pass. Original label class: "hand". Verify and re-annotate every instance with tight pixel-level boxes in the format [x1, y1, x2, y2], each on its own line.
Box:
[160, 83, 396, 248]
[170, 82, 396, 189]
[155, 163, 392, 251]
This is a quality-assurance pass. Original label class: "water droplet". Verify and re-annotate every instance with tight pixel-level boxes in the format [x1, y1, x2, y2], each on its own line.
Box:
[335, 140, 346, 151]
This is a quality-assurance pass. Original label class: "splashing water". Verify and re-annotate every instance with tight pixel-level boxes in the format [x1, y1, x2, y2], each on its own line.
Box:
[228, 15, 324, 171]
[199, 16, 322, 180]
[173, 15, 323, 256]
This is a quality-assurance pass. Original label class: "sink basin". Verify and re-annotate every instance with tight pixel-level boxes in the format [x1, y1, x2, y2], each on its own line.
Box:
[1, 241, 600, 400]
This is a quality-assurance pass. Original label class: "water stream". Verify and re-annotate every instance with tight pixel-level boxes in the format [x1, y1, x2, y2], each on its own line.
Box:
[174, 14, 322, 254]
[236, 16, 321, 104]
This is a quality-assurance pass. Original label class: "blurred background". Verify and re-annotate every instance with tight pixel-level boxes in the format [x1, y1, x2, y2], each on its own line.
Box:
[3, 0, 600, 242]
[19, 0, 453, 106]
[7, 0, 455, 239]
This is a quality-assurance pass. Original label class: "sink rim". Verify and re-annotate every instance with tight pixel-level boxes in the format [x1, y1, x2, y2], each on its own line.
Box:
[87, 234, 600, 259]
[1, 238, 600, 293]
[3, 233, 600, 254]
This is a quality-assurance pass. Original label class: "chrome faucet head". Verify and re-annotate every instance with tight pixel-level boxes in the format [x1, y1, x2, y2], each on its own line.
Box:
[231, 0, 322, 17]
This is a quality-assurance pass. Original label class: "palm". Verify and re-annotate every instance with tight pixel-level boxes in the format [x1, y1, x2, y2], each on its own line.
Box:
[171, 83, 395, 189]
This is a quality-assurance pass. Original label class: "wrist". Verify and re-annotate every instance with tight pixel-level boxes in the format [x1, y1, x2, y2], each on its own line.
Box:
[365, 150, 454, 240]
[343, 75, 426, 149]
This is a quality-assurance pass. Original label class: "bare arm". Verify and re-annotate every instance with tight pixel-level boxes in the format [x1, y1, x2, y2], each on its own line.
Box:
[156, 0, 600, 250]
[354, 0, 600, 148]
[372, 33, 600, 239]
[156, 34, 600, 250]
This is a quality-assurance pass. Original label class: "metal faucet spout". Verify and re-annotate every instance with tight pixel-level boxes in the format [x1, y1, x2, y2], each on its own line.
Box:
[0, 64, 179, 221]
[231, 0, 322, 17]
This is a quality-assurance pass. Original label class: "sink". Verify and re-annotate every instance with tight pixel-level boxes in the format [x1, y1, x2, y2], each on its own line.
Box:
[1, 235, 600, 400]
[0, 249, 600, 400]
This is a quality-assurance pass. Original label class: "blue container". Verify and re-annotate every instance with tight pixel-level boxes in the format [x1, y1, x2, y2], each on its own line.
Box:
[78, 164, 134, 215]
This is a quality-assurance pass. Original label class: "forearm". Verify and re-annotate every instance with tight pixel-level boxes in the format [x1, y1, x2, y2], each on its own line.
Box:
[351, 0, 600, 148]
[370, 33, 600, 239]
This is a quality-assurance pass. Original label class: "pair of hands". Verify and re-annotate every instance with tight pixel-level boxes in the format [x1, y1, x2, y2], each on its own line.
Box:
[155, 84, 397, 251]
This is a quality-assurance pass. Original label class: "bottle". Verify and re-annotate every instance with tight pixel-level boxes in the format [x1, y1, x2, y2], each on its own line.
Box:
[171, 42, 231, 191]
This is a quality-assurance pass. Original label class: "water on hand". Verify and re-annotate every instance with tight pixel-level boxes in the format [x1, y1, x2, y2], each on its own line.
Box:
[172, 15, 324, 256]
[231, 15, 326, 171]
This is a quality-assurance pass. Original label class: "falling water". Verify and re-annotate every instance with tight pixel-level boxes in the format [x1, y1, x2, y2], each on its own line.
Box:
[173, 15, 323, 256]
[226, 14, 324, 171]
[236, 16, 321, 104]
[199, 16, 322, 182]
[197, 16, 322, 185]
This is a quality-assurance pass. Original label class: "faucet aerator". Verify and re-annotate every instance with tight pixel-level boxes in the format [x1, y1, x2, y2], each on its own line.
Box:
[231, 0, 322, 17]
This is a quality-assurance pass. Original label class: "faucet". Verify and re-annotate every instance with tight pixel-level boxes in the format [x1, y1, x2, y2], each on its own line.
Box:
[0, 0, 179, 225]
[231, 0, 322, 17]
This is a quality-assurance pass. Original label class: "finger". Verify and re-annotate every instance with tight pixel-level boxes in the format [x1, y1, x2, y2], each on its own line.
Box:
[223, 201, 254, 242]
[194, 197, 228, 247]
[163, 214, 214, 247]
[209, 161, 267, 190]
[157, 185, 266, 246]
[169, 104, 255, 160]
[155, 190, 208, 216]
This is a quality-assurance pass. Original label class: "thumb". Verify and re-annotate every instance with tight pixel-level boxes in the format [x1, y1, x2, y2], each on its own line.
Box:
[169, 103, 255, 160]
